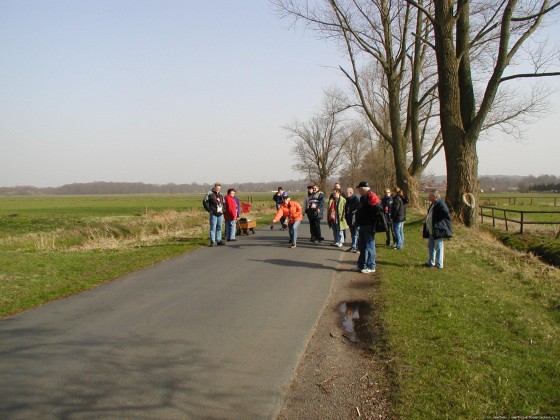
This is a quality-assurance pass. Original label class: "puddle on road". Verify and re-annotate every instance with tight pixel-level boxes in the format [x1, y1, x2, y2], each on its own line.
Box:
[337, 300, 373, 343]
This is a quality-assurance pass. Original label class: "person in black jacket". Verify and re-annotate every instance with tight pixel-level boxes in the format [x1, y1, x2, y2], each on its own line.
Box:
[423, 190, 453, 268]
[305, 184, 325, 243]
[390, 187, 407, 250]
[381, 189, 394, 247]
[203, 183, 225, 247]
[344, 187, 360, 252]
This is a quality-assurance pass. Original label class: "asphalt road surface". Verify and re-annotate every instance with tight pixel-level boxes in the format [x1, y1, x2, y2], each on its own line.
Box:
[0, 222, 342, 419]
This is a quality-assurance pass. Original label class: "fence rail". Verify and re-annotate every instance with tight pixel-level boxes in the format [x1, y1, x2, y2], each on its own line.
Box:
[479, 205, 560, 234]
[479, 196, 559, 206]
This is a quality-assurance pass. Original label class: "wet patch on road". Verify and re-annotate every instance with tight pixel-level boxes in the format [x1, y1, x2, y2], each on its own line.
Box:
[336, 300, 373, 344]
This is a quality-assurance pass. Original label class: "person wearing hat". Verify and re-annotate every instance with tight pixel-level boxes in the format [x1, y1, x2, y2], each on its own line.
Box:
[305, 184, 325, 243]
[272, 187, 287, 230]
[270, 194, 303, 248]
[303, 185, 316, 241]
[354, 181, 381, 273]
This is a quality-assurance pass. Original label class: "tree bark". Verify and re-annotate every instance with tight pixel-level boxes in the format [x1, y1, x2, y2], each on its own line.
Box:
[443, 136, 479, 226]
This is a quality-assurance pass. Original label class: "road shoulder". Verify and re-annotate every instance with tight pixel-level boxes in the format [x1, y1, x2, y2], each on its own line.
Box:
[276, 248, 392, 419]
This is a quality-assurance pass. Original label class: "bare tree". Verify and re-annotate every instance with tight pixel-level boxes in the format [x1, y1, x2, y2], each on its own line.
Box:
[338, 121, 370, 187]
[272, 0, 443, 206]
[286, 88, 354, 188]
[407, 0, 560, 225]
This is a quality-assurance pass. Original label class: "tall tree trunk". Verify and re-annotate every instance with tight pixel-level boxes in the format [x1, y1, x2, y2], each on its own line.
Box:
[444, 136, 479, 226]
[433, 0, 479, 226]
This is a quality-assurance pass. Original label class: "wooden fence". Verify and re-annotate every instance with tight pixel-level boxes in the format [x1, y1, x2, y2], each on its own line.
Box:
[479, 206, 560, 235]
[479, 196, 559, 206]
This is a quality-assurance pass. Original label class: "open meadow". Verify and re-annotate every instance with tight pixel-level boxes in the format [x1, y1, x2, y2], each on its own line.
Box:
[1, 193, 559, 417]
[0, 193, 279, 318]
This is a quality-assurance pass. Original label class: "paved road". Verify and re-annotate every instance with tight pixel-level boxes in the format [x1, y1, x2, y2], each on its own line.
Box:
[0, 223, 342, 419]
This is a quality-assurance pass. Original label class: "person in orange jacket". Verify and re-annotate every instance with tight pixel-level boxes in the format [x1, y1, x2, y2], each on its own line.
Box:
[270, 194, 303, 248]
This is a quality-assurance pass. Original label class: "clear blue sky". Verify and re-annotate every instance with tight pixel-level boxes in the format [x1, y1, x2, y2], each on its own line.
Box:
[1, 0, 559, 188]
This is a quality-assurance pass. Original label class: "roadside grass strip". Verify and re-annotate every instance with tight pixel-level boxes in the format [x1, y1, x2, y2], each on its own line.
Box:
[376, 216, 560, 418]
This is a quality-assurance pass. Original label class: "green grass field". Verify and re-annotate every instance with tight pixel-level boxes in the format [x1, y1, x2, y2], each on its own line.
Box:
[1, 193, 559, 417]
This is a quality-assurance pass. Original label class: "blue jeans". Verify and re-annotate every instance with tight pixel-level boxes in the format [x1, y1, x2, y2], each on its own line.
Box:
[349, 225, 359, 249]
[357, 226, 376, 270]
[332, 224, 344, 244]
[427, 236, 444, 268]
[225, 220, 236, 240]
[289, 220, 301, 245]
[392, 221, 404, 249]
[209, 213, 223, 244]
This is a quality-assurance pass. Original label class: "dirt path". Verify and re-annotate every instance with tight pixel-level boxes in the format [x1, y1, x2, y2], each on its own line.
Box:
[276, 249, 393, 419]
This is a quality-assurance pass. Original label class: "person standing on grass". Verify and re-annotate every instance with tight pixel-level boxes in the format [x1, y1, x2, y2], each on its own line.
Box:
[203, 182, 225, 247]
[390, 187, 407, 250]
[344, 187, 360, 253]
[224, 188, 239, 242]
[381, 188, 394, 247]
[271, 194, 303, 248]
[327, 188, 348, 247]
[354, 181, 381, 274]
[423, 190, 453, 269]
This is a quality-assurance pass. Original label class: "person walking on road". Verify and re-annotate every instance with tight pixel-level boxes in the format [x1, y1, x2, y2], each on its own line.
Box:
[271, 194, 303, 248]
[224, 188, 239, 242]
[423, 190, 453, 269]
[354, 181, 381, 273]
[203, 182, 225, 246]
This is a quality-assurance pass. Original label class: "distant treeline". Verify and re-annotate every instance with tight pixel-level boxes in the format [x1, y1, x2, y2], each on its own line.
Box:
[517, 175, 560, 193]
[2, 175, 558, 196]
[479, 175, 559, 193]
[0, 180, 310, 196]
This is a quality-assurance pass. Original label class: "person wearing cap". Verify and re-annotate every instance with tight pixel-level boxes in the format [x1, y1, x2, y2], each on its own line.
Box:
[354, 181, 381, 273]
[305, 184, 325, 243]
[270, 194, 303, 248]
[272, 187, 287, 229]
[303, 185, 315, 240]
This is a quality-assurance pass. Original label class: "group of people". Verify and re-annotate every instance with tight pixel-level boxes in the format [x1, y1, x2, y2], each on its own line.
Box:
[202, 182, 242, 246]
[204, 181, 452, 271]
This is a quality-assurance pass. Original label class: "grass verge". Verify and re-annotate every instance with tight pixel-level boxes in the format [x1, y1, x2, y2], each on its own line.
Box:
[484, 226, 560, 267]
[375, 215, 560, 418]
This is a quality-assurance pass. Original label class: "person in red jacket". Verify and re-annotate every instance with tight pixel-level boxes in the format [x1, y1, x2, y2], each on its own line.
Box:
[224, 188, 239, 242]
[270, 194, 303, 248]
[354, 181, 381, 273]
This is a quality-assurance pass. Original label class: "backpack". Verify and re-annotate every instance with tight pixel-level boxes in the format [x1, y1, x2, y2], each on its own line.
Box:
[202, 192, 211, 212]
[374, 203, 388, 232]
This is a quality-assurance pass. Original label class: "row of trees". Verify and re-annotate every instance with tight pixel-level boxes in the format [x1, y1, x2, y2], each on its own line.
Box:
[518, 174, 560, 192]
[274, 0, 560, 226]
[0, 181, 308, 196]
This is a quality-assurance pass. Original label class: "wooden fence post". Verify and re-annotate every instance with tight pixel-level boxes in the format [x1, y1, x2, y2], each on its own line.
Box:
[504, 209, 508, 231]
[520, 211, 524, 234]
